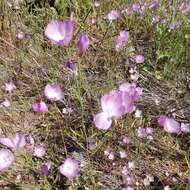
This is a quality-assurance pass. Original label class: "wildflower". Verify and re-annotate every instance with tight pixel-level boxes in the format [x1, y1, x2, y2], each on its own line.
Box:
[91, 18, 96, 24]
[135, 54, 145, 64]
[121, 166, 130, 176]
[94, 112, 112, 130]
[77, 34, 90, 55]
[4, 81, 16, 93]
[104, 148, 111, 156]
[128, 161, 135, 170]
[119, 83, 142, 101]
[45, 19, 74, 46]
[143, 177, 151, 186]
[115, 31, 129, 51]
[137, 127, 147, 138]
[107, 10, 121, 21]
[132, 3, 141, 11]
[94, 1, 100, 7]
[119, 149, 127, 158]
[16, 32, 25, 40]
[181, 123, 190, 133]
[0, 133, 26, 150]
[108, 151, 115, 160]
[32, 101, 48, 113]
[125, 7, 133, 16]
[164, 185, 171, 190]
[64, 60, 77, 75]
[149, 1, 159, 10]
[44, 84, 64, 101]
[134, 109, 142, 118]
[158, 115, 181, 134]
[0, 99, 11, 108]
[59, 158, 79, 180]
[40, 160, 52, 176]
[0, 149, 15, 172]
[122, 136, 130, 144]
[126, 187, 134, 190]
[130, 72, 139, 81]
[62, 107, 73, 114]
[186, 176, 190, 184]
[33, 145, 46, 158]
[124, 175, 135, 185]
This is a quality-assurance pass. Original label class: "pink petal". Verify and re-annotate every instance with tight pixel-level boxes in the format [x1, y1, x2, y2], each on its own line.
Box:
[40, 160, 52, 176]
[115, 31, 129, 51]
[158, 116, 181, 134]
[59, 158, 79, 180]
[107, 10, 121, 21]
[44, 84, 64, 101]
[101, 90, 126, 118]
[77, 34, 90, 55]
[0, 133, 26, 149]
[0, 149, 15, 172]
[135, 54, 145, 64]
[32, 101, 48, 113]
[181, 123, 190, 133]
[137, 127, 147, 138]
[33, 145, 46, 158]
[45, 20, 74, 46]
[0, 99, 11, 108]
[4, 81, 16, 93]
[93, 112, 112, 130]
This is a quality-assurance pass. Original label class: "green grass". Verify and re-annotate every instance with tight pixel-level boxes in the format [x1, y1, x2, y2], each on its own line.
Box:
[0, 0, 190, 189]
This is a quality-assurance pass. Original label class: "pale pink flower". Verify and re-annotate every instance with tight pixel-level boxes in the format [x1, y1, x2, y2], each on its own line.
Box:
[181, 123, 190, 133]
[0, 99, 11, 108]
[45, 19, 74, 46]
[107, 10, 121, 21]
[33, 145, 46, 158]
[101, 90, 126, 119]
[59, 158, 79, 180]
[137, 127, 147, 138]
[0, 133, 26, 150]
[115, 31, 129, 51]
[135, 54, 145, 64]
[44, 84, 64, 101]
[77, 34, 90, 55]
[0, 149, 15, 172]
[16, 32, 25, 40]
[40, 160, 52, 176]
[119, 149, 127, 158]
[158, 115, 181, 134]
[93, 112, 112, 130]
[108, 151, 115, 160]
[32, 101, 48, 113]
[4, 81, 16, 93]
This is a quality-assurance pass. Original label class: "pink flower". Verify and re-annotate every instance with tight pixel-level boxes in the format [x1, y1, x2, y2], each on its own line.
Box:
[108, 151, 115, 160]
[0, 149, 15, 172]
[93, 112, 112, 130]
[64, 60, 77, 75]
[33, 145, 46, 158]
[32, 101, 48, 113]
[101, 90, 126, 119]
[0, 99, 11, 108]
[59, 158, 79, 180]
[0, 133, 26, 150]
[158, 115, 181, 134]
[119, 149, 127, 158]
[125, 7, 133, 16]
[107, 10, 121, 21]
[77, 34, 89, 55]
[16, 32, 25, 40]
[40, 160, 52, 176]
[45, 19, 74, 46]
[115, 31, 129, 51]
[119, 83, 142, 101]
[4, 81, 16, 93]
[135, 54, 145, 64]
[137, 127, 147, 138]
[181, 123, 190, 133]
[132, 3, 141, 10]
[44, 84, 64, 101]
